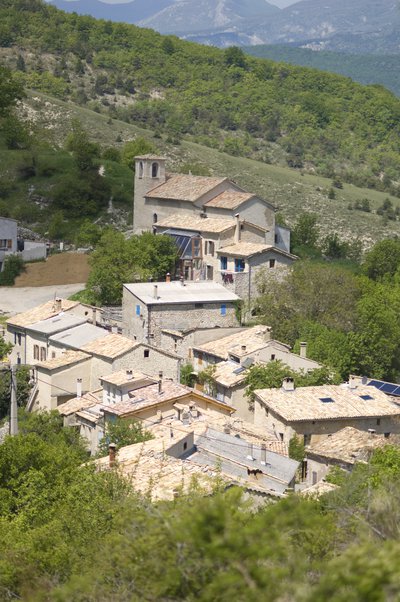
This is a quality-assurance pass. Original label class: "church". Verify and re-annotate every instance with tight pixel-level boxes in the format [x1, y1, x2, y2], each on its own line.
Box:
[133, 155, 296, 300]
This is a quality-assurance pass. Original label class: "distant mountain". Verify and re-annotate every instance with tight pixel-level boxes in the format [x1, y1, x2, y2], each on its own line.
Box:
[49, 0, 400, 53]
[49, 0, 279, 33]
[48, 0, 173, 23]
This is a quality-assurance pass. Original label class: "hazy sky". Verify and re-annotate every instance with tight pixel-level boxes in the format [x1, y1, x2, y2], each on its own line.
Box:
[47, 0, 299, 7]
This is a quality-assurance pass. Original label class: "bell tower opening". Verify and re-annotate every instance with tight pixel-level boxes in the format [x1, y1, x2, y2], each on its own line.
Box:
[152, 162, 159, 178]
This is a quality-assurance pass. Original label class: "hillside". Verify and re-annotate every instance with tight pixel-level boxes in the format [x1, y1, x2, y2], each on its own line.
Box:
[3, 88, 400, 248]
[2, 0, 400, 199]
[245, 46, 400, 97]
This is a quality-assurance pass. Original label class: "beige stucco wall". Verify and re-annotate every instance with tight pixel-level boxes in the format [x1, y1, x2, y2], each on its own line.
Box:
[34, 358, 92, 411]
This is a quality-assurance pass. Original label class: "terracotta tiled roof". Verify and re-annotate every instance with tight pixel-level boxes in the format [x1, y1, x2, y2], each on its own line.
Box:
[255, 384, 400, 422]
[146, 174, 227, 202]
[81, 333, 136, 359]
[36, 350, 91, 371]
[100, 370, 155, 388]
[218, 242, 297, 259]
[57, 389, 103, 416]
[213, 360, 247, 387]
[95, 438, 219, 502]
[307, 427, 398, 464]
[156, 213, 235, 233]
[193, 325, 272, 360]
[103, 380, 194, 416]
[205, 190, 255, 209]
[7, 299, 79, 328]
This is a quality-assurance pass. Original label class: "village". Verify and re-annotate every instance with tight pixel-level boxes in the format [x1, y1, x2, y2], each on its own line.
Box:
[2, 154, 400, 502]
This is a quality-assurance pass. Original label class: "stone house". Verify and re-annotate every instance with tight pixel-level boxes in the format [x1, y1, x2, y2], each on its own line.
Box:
[58, 370, 235, 454]
[191, 327, 321, 421]
[133, 155, 280, 240]
[254, 380, 400, 445]
[122, 280, 240, 346]
[154, 213, 296, 301]
[32, 332, 182, 412]
[305, 426, 397, 486]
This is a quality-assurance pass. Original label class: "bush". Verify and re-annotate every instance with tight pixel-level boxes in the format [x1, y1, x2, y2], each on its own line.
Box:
[0, 254, 25, 285]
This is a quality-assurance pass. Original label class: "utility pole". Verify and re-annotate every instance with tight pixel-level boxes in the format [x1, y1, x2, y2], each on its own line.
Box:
[10, 364, 18, 436]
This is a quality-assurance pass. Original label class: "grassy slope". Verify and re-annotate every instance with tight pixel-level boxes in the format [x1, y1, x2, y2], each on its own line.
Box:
[19, 90, 400, 247]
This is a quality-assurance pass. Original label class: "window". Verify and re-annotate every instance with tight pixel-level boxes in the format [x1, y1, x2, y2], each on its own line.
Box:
[138, 161, 144, 178]
[220, 256, 227, 270]
[33, 345, 39, 360]
[7, 240, 12, 249]
[377, 418, 381, 426]
[151, 162, 159, 178]
[144, 349, 150, 358]
[40, 347, 46, 361]
[303, 434, 311, 446]
[206, 241, 214, 256]
[269, 259, 276, 268]
[220, 304, 227, 316]
[279, 433, 284, 441]
[275, 233, 279, 244]
[192, 237, 201, 258]
[271, 354, 275, 360]
[153, 213, 158, 223]
[183, 441, 188, 451]
[195, 303, 204, 309]
[51, 351, 56, 359]
[136, 304, 141, 316]
[234, 258, 245, 273]
[17, 334, 21, 346]
[0, 240, 6, 249]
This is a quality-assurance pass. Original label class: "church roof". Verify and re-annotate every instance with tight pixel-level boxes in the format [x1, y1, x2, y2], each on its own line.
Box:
[205, 191, 255, 209]
[146, 174, 227, 202]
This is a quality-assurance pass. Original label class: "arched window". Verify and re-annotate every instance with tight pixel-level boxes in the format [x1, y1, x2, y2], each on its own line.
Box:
[40, 347, 47, 362]
[33, 345, 39, 361]
[152, 162, 159, 178]
[153, 213, 158, 223]
[138, 161, 144, 178]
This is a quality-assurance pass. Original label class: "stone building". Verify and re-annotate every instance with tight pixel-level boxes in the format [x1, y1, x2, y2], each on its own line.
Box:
[305, 426, 396, 486]
[122, 280, 240, 346]
[0, 217, 17, 272]
[191, 326, 321, 421]
[253, 380, 400, 445]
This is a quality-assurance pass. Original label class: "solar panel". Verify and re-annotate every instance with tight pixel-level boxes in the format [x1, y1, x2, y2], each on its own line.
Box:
[320, 397, 334, 403]
[368, 380, 400, 396]
[233, 366, 246, 375]
[360, 395, 373, 401]
[392, 386, 400, 396]
[381, 383, 398, 394]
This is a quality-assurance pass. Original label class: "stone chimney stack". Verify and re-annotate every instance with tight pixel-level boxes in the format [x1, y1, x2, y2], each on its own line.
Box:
[76, 378, 82, 399]
[109, 443, 117, 468]
[282, 377, 295, 392]
[55, 297, 62, 312]
[166, 273, 171, 283]
[260, 443, 267, 465]
[300, 342, 307, 359]
[153, 284, 158, 299]
[234, 213, 240, 244]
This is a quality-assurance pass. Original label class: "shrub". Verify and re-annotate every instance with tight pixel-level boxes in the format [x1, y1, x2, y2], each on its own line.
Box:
[0, 254, 25, 285]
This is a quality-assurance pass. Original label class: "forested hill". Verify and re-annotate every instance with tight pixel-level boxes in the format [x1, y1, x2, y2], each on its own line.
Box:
[245, 46, 400, 98]
[2, 0, 400, 195]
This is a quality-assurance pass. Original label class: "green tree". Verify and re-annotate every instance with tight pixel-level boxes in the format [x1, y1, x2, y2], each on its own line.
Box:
[180, 363, 195, 387]
[288, 434, 305, 462]
[65, 119, 100, 172]
[98, 417, 153, 455]
[363, 238, 400, 281]
[121, 137, 155, 171]
[0, 255, 25, 286]
[291, 213, 320, 254]
[0, 335, 12, 361]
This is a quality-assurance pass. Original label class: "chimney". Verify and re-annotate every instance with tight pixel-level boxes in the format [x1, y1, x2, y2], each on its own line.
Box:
[153, 284, 158, 299]
[282, 377, 295, 392]
[55, 297, 62, 312]
[126, 369, 133, 380]
[109, 443, 117, 468]
[76, 378, 82, 399]
[300, 342, 307, 359]
[166, 272, 171, 283]
[224, 424, 231, 434]
[246, 442, 255, 461]
[348, 375, 358, 390]
[241, 345, 246, 353]
[91, 307, 96, 324]
[111, 324, 118, 334]
[180, 276, 185, 286]
[190, 402, 199, 418]
[158, 379, 163, 394]
[260, 443, 267, 465]
[234, 213, 240, 244]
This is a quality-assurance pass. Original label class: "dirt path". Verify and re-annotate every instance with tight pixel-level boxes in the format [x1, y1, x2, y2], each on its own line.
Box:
[14, 253, 90, 287]
[0, 284, 86, 316]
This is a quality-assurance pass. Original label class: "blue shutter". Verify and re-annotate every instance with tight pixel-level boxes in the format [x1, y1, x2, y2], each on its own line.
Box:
[221, 304, 227, 316]
[136, 304, 141, 316]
